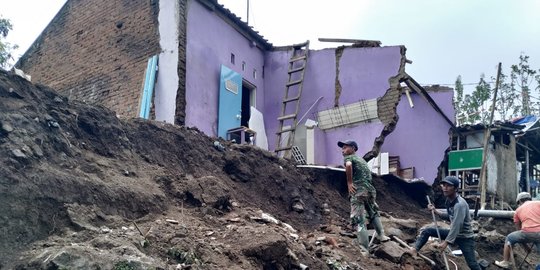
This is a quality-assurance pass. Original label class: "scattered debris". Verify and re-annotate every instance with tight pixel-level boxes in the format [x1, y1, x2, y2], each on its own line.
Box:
[166, 219, 180, 224]
[1, 69, 537, 269]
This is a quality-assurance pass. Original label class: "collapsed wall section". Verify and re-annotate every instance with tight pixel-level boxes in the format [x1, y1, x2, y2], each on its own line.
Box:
[364, 46, 407, 162]
[264, 45, 405, 165]
[16, 0, 162, 118]
[381, 85, 455, 184]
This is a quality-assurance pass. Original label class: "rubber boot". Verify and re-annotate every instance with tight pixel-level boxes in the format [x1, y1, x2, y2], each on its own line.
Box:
[356, 224, 370, 250]
[372, 216, 390, 242]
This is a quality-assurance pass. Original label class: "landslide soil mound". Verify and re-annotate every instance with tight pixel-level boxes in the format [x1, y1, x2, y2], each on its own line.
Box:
[1, 70, 533, 270]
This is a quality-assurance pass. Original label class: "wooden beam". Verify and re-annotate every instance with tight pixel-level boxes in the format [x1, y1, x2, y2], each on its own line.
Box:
[480, 63, 502, 210]
[405, 89, 414, 108]
[318, 38, 380, 43]
[318, 38, 381, 46]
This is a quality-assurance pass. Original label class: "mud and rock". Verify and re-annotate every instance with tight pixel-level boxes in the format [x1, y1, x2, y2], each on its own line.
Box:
[0, 69, 538, 269]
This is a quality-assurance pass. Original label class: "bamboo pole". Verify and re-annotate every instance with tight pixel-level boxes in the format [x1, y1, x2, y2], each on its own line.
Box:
[479, 62, 502, 210]
[392, 235, 436, 266]
[426, 196, 450, 270]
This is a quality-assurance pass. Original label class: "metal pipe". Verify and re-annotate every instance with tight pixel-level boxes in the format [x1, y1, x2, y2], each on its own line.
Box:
[437, 209, 515, 219]
[279, 96, 323, 146]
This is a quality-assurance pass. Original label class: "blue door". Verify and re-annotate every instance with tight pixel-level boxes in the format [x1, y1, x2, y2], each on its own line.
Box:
[218, 65, 243, 138]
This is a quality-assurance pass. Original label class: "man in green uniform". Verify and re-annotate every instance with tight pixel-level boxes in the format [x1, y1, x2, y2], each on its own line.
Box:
[338, 140, 389, 250]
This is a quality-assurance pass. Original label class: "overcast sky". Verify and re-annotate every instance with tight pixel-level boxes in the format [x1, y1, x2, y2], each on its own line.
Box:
[2, 0, 540, 96]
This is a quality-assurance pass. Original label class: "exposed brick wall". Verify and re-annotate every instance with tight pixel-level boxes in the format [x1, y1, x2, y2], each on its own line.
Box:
[377, 85, 402, 125]
[175, 0, 187, 125]
[364, 46, 407, 162]
[17, 0, 161, 118]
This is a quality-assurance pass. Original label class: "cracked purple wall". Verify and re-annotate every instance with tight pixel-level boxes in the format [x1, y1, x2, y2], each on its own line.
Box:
[184, 4, 453, 178]
[264, 46, 403, 165]
[380, 90, 455, 184]
[185, 0, 265, 136]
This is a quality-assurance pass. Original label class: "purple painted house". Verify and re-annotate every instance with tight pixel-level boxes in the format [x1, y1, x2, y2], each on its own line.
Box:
[17, 0, 456, 184]
[177, 0, 455, 184]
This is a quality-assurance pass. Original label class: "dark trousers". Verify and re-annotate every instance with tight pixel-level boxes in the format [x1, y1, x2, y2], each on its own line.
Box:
[414, 227, 481, 270]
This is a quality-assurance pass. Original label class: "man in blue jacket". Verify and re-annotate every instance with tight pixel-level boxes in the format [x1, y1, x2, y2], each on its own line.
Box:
[409, 176, 481, 270]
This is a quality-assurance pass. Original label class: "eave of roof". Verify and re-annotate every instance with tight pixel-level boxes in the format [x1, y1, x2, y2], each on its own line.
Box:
[198, 0, 272, 50]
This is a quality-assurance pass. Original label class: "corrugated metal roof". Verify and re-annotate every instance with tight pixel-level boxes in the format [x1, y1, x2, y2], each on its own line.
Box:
[456, 121, 524, 133]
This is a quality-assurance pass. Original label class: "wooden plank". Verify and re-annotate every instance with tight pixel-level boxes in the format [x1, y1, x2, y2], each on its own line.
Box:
[289, 55, 307, 63]
[480, 63, 502, 210]
[277, 114, 297, 121]
[283, 96, 300, 103]
[288, 66, 305, 74]
[286, 80, 303, 87]
[318, 38, 381, 45]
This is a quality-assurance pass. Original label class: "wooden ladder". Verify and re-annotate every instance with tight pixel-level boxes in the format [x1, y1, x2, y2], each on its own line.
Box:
[275, 41, 310, 158]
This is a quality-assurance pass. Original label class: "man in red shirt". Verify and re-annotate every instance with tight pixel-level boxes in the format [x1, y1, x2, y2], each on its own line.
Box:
[495, 192, 540, 268]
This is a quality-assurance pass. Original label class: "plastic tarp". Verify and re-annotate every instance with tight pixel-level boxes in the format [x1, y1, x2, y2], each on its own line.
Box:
[512, 115, 539, 132]
[248, 106, 268, 150]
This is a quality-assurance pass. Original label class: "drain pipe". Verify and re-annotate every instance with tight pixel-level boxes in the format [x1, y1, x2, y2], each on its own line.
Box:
[297, 96, 324, 125]
[279, 96, 324, 146]
[437, 209, 515, 219]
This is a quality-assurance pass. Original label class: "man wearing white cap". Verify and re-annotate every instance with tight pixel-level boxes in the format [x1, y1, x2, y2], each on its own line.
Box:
[495, 192, 540, 268]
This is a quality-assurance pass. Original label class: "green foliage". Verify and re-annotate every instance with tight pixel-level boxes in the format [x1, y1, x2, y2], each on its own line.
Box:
[453, 76, 464, 120]
[326, 258, 350, 270]
[0, 18, 12, 37]
[495, 72, 520, 121]
[167, 247, 202, 266]
[456, 53, 540, 125]
[112, 261, 136, 270]
[456, 74, 491, 125]
[0, 16, 18, 69]
[511, 53, 538, 115]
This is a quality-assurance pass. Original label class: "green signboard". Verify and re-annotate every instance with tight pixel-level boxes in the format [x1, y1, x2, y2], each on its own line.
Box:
[448, 148, 483, 171]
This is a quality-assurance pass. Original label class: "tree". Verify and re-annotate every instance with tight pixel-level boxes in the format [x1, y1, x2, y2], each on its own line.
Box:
[474, 75, 492, 123]
[495, 71, 520, 121]
[0, 17, 18, 69]
[535, 72, 540, 114]
[511, 53, 537, 115]
[453, 75, 465, 124]
[456, 74, 492, 125]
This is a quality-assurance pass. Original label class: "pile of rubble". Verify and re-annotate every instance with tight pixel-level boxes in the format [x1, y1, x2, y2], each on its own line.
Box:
[1, 69, 537, 269]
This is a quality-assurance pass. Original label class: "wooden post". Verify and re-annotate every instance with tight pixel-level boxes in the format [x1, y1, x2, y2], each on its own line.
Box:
[526, 142, 530, 193]
[480, 62, 502, 210]
[461, 171, 466, 197]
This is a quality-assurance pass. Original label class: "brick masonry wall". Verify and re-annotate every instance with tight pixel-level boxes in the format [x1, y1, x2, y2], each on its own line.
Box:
[175, 0, 187, 125]
[17, 0, 161, 118]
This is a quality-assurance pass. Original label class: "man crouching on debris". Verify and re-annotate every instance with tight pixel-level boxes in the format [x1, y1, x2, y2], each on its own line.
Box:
[338, 140, 390, 251]
[495, 192, 540, 269]
[409, 176, 481, 270]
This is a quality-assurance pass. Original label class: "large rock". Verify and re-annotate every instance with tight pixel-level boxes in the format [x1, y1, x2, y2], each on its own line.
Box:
[374, 240, 408, 263]
[380, 216, 420, 242]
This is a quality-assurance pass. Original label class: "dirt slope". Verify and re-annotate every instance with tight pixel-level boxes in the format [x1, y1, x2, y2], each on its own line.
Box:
[1, 70, 537, 270]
